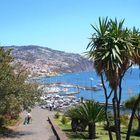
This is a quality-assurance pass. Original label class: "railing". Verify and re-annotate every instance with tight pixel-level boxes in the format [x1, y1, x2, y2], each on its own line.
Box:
[47, 117, 67, 140]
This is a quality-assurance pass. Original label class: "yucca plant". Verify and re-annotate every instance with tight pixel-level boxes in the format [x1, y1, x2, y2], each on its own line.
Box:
[86, 17, 140, 140]
[65, 101, 105, 139]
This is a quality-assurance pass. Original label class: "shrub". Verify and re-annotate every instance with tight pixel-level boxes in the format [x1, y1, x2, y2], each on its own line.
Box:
[61, 116, 68, 125]
[122, 135, 126, 139]
[130, 138, 136, 140]
[71, 118, 87, 132]
[103, 124, 116, 132]
[0, 116, 5, 128]
[120, 115, 129, 126]
[134, 130, 140, 136]
[54, 112, 60, 119]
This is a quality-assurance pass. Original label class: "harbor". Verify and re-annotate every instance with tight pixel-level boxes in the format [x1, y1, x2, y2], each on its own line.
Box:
[38, 80, 103, 111]
[36, 68, 140, 112]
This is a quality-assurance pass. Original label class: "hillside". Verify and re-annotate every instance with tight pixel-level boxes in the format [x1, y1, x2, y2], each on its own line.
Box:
[5, 45, 93, 77]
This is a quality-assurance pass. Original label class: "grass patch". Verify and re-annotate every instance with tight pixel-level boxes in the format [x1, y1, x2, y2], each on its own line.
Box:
[54, 115, 140, 140]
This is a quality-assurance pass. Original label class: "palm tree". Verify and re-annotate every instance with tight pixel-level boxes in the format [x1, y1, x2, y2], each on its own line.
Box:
[86, 17, 140, 140]
[125, 27, 140, 140]
[65, 101, 105, 139]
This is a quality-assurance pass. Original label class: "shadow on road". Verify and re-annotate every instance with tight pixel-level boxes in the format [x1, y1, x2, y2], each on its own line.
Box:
[0, 128, 34, 139]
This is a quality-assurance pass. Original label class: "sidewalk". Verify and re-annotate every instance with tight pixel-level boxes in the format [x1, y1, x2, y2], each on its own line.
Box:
[0, 107, 56, 140]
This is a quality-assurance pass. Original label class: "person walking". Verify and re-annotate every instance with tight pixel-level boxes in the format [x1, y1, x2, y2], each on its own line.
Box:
[23, 111, 32, 125]
[27, 112, 32, 124]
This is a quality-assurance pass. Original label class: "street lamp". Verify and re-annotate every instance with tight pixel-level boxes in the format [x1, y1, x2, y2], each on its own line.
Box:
[89, 77, 94, 100]
[89, 77, 94, 85]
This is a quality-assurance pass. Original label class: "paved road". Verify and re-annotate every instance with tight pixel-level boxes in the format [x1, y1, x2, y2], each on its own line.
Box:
[1, 107, 56, 140]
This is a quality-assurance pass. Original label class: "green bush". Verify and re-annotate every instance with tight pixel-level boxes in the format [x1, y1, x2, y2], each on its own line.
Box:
[54, 112, 60, 119]
[103, 124, 116, 132]
[120, 115, 129, 126]
[122, 135, 126, 139]
[71, 118, 87, 132]
[61, 116, 68, 125]
[134, 130, 140, 136]
[130, 138, 136, 140]
[0, 116, 5, 128]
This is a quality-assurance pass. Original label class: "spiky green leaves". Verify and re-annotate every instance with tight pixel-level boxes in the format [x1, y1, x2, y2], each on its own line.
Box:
[65, 101, 105, 124]
[86, 17, 140, 88]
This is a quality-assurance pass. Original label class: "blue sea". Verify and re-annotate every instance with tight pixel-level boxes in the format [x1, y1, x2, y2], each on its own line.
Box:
[38, 68, 140, 103]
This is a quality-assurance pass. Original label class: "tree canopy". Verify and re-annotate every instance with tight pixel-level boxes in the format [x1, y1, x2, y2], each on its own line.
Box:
[86, 17, 140, 89]
[0, 47, 40, 121]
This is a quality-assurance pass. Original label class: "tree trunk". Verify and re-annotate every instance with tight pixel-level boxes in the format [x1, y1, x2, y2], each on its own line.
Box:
[138, 110, 140, 131]
[116, 97, 121, 137]
[126, 94, 140, 140]
[105, 105, 113, 140]
[112, 96, 121, 140]
[138, 119, 140, 131]
[100, 74, 113, 140]
[88, 123, 96, 139]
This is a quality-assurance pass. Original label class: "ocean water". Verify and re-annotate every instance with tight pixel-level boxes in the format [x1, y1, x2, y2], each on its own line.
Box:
[39, 68, 140, 103]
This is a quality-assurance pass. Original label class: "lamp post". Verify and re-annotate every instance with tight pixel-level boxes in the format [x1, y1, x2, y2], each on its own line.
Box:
[76, 77, 80, 99]
[89, 77, 94, 100]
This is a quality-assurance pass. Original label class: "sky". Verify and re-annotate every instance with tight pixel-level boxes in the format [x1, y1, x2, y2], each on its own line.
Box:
[0, 0, 140, 54]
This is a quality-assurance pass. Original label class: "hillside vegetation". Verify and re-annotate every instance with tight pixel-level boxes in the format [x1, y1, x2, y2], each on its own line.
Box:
[5, 45, 93, 77]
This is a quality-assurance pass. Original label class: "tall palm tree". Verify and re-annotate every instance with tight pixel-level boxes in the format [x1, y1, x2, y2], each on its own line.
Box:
[65, 101, 105, 139]
[125, 27, 140, 140]
[86, 17, 140, 140]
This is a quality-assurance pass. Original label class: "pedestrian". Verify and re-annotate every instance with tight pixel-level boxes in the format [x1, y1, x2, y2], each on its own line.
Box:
[23, 111, 32, 125]
[27, 112, 32, 124]
[49, 103, 52, 111]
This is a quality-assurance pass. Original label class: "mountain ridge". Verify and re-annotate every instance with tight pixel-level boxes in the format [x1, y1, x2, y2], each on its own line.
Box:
[5, 45, 93, 77]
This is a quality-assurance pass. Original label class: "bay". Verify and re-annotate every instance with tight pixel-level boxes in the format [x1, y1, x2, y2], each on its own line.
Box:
[39, 68, 140, 103]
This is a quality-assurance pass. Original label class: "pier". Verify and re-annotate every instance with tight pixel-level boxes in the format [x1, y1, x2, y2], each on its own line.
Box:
[60, 91, 80, 96]
[43, 82, 102, 91]
[98, 102, 123, 107]
[78, 85, 102, 91]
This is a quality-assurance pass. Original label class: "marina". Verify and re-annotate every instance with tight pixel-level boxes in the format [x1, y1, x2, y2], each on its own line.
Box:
[37, 68, 140, 108]
[38, 81, 103, 110]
